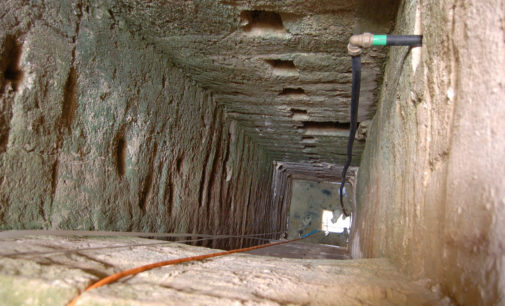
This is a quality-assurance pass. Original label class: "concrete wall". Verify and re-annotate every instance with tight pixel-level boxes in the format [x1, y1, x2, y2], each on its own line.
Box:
[0, 0, 274, 248]
[355, 0, 505, 304]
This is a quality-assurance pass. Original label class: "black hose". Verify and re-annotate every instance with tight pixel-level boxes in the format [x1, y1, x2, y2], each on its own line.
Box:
[386, 35, 422, 46]
[339, 55, 361, 217]
[337, 34, 421, 216]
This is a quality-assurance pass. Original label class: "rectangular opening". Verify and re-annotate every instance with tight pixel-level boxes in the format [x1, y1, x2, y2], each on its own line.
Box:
[265, 59, 296, 70]
[301, 136, 316, 144]
[240, 10, 286, 34]
[301, 121, 354, 136]
[265, 59, 298, 75]
[290, 108, 309, 121]
[322, 209, 350, 234]
[279, 87, 305, 96]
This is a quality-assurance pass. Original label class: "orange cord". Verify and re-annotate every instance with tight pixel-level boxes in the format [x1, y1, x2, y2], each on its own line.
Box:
[67, 233, 319, 306]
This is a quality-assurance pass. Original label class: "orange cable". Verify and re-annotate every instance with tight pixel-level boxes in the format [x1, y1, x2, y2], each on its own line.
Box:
[67, 231, 319, 306]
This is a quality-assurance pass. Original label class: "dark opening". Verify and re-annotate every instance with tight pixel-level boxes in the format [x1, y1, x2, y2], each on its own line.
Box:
[265, 59, 296, 70]
[301, 121, 356, 136]
[290, 108, 307, 115]
[115, 137, 127, 177]
[302, 121, 351, 130]
[290, 108, 309, 121]
[279, 87, 305, 95]
[61, 68, 78, 131]
[240, 10, 286, 33]
[1, 35, 23, 91]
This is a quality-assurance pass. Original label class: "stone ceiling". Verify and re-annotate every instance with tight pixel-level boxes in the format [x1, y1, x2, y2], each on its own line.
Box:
[113, 0, 399, 165]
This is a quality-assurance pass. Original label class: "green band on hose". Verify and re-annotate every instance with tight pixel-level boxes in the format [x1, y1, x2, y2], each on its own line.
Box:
[373, 35, 387, 46]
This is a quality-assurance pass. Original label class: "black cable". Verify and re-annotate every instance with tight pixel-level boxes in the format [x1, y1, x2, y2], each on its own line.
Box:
[340, 55, 361, 217]
[338, 34, 421, 217]
[386, 35, 422, 46]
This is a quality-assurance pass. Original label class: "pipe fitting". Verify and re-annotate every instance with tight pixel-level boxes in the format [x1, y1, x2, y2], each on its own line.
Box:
[349, 32, 374, 48]
[348, 33, 422, 54]
[347, 42, 362, 56]
[347, 32, 374, 56]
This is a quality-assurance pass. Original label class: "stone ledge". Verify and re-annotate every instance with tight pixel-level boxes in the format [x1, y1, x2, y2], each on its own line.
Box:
[0, 235, 450, 305]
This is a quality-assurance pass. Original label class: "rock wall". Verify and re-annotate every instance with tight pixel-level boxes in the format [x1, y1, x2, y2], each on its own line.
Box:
[0, 0, 274, 248]
[355, 0, 505, 304]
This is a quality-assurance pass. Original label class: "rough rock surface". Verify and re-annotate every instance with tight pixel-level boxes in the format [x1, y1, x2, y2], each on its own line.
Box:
[0, 1, 275, 250]
[111, 0, 399, 164]
[355, 0, 505, 304]
[0, 235, 450, 305]
[0, 0, 397, 237]
[2, 0, 503, 305]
